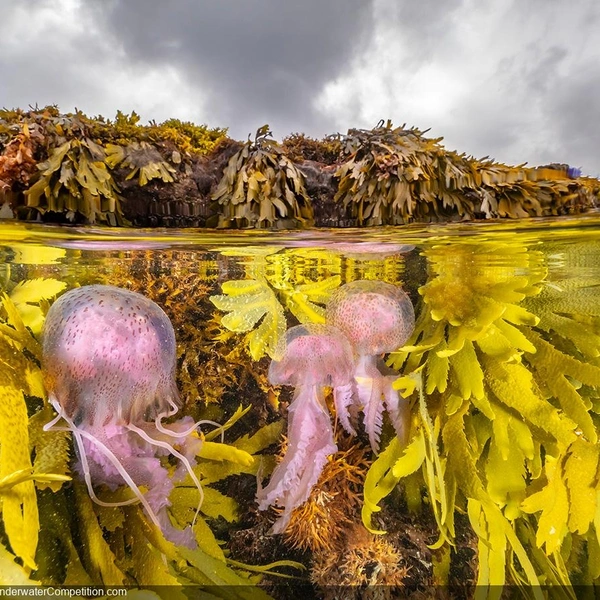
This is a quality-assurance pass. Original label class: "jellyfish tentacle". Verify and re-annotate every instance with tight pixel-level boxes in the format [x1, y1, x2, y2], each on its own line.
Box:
[43, 399, 65, 431]
[154, 415, 223, 441]
[44, 399, 140, 508]
[126, 422, 204, 527]
[154, 396, 224, 441]
[72, 429, 140, 508]
[45, 420, 139, 508]
[45, 401, 163, 529]
[73, 428, 163, 527]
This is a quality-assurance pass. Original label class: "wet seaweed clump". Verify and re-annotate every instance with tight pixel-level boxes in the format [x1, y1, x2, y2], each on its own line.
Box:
[281, 133, 342, 165]
[334, 120, 599, 225]
[0, 106, 227, 224]
[211, 125, 314, 229]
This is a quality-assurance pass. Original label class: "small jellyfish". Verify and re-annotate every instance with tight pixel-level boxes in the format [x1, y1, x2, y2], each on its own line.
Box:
[42, 284, 207, 548]
[257, 323, 355, 533]
[326, 280, 415, 452]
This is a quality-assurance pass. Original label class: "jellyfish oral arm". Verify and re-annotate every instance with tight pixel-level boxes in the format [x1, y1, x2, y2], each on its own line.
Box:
[355, 374, 386, 453]
[126, 422, 204, 527]
[382, 377, 409, 445]
[257, 385, 337, 533]
[351, 355, 387, 452]
[333, 381, 357, 436]
[352, 358, 409, 451]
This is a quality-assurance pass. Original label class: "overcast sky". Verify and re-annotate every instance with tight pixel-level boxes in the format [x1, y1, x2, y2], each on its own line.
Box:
[1, 0, 599, 175]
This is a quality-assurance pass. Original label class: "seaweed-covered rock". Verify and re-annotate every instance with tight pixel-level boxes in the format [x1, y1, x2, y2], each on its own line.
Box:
[1, 108, 599, 228]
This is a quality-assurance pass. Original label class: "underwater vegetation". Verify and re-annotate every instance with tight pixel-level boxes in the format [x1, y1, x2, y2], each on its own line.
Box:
[7, 234, 600, 596]
[2, 108, 598, 228]
[208, 238, 600, 596]
[93, 247, 276, 408]
[209, 243, 410, 362]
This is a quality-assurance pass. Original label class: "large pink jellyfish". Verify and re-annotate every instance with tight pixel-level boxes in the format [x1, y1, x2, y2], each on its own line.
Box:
[42, 284, 207, 548]
[326, 280, 415, 452]
[256, 323, 355, 533]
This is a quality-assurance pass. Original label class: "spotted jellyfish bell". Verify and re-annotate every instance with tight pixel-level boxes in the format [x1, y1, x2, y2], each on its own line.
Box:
[42, 284, 213, 548]
[256, 323, 355, 533]
[326, 280, 415, 452]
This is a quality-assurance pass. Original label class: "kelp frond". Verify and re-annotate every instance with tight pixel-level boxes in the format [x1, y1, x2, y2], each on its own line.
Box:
[0, 284, 67, 571]
[24, 137, 123, 225]
[105, 141, 176, 186]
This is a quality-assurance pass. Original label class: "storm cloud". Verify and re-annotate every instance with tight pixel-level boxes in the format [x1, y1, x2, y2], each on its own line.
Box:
[86, 0, 374, 138]
[1, 0, 599, 175]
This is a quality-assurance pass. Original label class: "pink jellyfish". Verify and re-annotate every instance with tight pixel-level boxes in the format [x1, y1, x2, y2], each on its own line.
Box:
[42, 284, 209, 548]
[257, 323, 355, 533]
[326, 280, 415, 452]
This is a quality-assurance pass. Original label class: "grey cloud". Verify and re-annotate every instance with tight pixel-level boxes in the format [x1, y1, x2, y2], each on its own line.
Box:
[0, 3, 109, 113]
[522, 45, 568, 94]
[88, 0, 374, 138]
[1, 0, 599, 175]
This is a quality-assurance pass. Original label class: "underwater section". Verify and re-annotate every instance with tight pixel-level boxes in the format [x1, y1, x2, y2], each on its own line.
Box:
[2, 217, 600, 597]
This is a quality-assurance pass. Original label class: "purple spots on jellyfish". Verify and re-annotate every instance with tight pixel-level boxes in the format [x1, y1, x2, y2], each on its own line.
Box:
[43, 285, 177, 427]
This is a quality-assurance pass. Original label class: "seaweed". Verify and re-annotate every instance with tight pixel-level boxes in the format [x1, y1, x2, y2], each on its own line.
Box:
[281, 133, 341, 165]
[334, 120, 599, 225]
[357, 239, 600, 594]
[105, 140, 176, 186]
[0, 107, 226, 225]
[211, 125, 314, 229]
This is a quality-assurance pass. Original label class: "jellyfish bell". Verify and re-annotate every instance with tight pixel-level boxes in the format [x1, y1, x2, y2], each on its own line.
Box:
[43, 284, 179, 427]
[326, 280, 416, 451]
[326, 279, 415, 357]
[42, 284, 206, 548]
[269, 323, 355, 389]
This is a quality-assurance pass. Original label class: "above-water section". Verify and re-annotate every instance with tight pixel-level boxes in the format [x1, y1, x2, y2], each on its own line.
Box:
[2, 214, 600, 597]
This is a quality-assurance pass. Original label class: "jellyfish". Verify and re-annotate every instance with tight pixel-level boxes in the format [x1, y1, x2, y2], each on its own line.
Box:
[326, 280, 415, 452]
[42, 284, 208, 548]
[256, 323, 355, 533]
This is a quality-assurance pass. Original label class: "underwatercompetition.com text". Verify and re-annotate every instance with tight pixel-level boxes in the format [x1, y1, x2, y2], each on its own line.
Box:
[0, 589, 127, 598]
